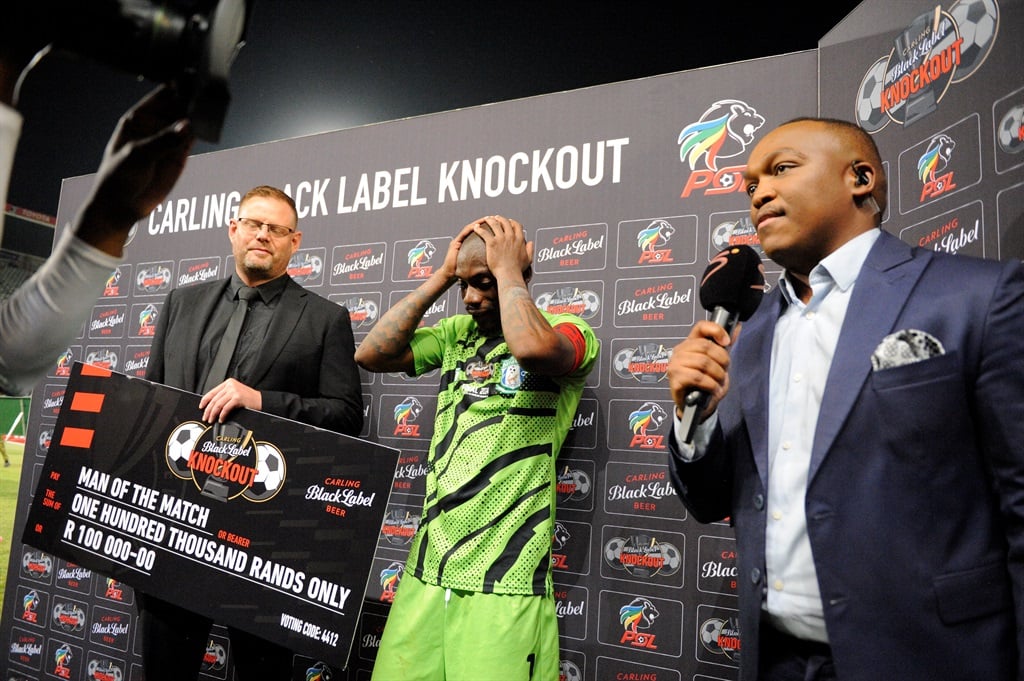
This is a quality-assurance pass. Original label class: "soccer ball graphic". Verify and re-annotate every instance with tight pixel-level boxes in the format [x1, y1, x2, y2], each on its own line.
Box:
[22, 551, 52, 575]
[997, 104, 1024, 154]
[611, 347, 636, 380]
[87, 660, 123, 681]
[856, 56, 891, 132]
[578, 289, 601, 318]
[166, 421, 207, 478]
[700, 618, 725, 653]
[244, 442, 286, 501]
[951, 0, 998, 81]
[604, 536, 627, 564]
[569, 469, 592, 497]
[202, 640, 227, 671]
[658, 541, 683, 575]
[559, 660, 582, 681]
[711, 220, 735, 251]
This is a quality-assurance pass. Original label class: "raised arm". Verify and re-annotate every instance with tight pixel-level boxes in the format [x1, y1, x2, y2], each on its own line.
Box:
[75, 84, 194, 256]
[354, 221, 476, 373]
[478, 215, 579, 376]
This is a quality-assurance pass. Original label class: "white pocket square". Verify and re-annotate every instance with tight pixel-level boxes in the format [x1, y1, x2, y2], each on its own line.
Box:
[871, 329, 945, 371]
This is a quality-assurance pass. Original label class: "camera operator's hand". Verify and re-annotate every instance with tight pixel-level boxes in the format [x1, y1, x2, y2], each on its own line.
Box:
[74, 84, 194, 256]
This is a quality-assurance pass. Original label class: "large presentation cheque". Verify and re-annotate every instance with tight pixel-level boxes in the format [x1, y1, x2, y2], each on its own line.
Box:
[23, 362, 399, 669]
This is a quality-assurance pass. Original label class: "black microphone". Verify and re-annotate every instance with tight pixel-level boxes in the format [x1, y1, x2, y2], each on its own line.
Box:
[679, 245, 765, 443]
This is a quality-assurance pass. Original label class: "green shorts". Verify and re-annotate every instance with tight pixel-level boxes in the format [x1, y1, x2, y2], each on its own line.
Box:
[370, 574, 559, 681]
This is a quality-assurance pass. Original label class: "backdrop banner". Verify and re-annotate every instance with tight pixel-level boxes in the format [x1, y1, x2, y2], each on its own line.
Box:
[2, 0, 1022, 678]
[20, 362, 397, 671]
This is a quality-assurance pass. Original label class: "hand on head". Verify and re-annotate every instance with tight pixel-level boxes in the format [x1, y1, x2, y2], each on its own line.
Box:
[440, 219, 484, 281]
[472, 215, 533, 281]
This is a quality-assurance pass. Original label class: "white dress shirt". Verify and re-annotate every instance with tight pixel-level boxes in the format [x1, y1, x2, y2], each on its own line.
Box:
[675, 229, 880, 642]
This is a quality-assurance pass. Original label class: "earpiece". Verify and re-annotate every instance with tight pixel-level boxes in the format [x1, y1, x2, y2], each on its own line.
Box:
[852, 162, 870, 186]
[850, 162, 881, 217]
[863, 195, 882, 216]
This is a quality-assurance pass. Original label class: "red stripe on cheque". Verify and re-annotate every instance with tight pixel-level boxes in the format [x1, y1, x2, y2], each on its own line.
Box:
[60, 427, 94, 449]
[70, 392, 105, 413]
[80, 363, 112, 377]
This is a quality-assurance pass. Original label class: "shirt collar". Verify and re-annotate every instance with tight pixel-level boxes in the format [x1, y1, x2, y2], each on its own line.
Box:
[777, 229, 881, 305]
[229, 273, 289, 304]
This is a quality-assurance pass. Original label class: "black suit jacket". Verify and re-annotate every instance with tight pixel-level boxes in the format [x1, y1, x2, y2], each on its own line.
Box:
[146, 275, 363, 436]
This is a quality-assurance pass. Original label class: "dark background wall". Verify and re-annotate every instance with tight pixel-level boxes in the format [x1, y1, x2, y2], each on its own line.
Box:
[7, 0, 862, 218]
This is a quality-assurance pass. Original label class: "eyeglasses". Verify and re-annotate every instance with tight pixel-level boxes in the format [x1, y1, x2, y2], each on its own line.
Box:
[235, 217, 295, 238]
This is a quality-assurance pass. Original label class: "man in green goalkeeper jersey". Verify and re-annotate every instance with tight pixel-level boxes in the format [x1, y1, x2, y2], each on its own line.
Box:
[356, 215, 598, 681]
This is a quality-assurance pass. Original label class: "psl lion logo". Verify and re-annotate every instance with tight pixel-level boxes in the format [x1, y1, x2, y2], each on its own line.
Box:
[619, 597, 661, 649]
[394, 397, 425, 437]
[408, 240, 436, 268]
[394, 397, 423, 426]
[629, 402, 667, 437]
[636, 219, 675, 252]
[918, 133, 956, 183]
[620, 597, 660, 633]
[678, 100, 765, 171]
[380, 561, 404, 603]
[552, 521, 572, 551]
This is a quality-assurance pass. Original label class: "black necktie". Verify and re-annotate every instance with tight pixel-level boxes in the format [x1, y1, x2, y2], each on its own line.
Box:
[203, 286, 259, 392]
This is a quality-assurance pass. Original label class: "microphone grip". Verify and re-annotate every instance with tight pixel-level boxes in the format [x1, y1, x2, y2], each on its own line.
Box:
[678, 306, 739, 444]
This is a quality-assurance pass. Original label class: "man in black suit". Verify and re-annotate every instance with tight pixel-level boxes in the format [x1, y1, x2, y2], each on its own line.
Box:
[140, 184, 363, 680]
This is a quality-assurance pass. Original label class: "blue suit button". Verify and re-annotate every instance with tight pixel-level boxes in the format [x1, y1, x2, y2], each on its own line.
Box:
[753, 494, 764, 510]
[751, 568, 761, 584]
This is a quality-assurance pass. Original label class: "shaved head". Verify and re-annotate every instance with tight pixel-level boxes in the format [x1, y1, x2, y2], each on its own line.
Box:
[779, 117, 888, 218]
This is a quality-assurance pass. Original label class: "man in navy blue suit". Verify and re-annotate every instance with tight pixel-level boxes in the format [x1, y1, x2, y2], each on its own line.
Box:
[667, 117, 1023, 681]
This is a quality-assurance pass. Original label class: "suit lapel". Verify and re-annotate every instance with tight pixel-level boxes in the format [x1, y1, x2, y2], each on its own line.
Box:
[248, 278, 308, 386]
[808, 231, 931, 481]
[183, 279, 231, 392]
[735, 287, 781, 485]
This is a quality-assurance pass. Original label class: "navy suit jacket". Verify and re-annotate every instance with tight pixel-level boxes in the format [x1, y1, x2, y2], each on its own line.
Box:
[146, 275, 363, 436]
[669, 230, 1024, 681]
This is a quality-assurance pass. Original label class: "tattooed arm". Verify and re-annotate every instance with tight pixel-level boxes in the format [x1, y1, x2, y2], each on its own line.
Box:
[353, 221, 476, 373]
